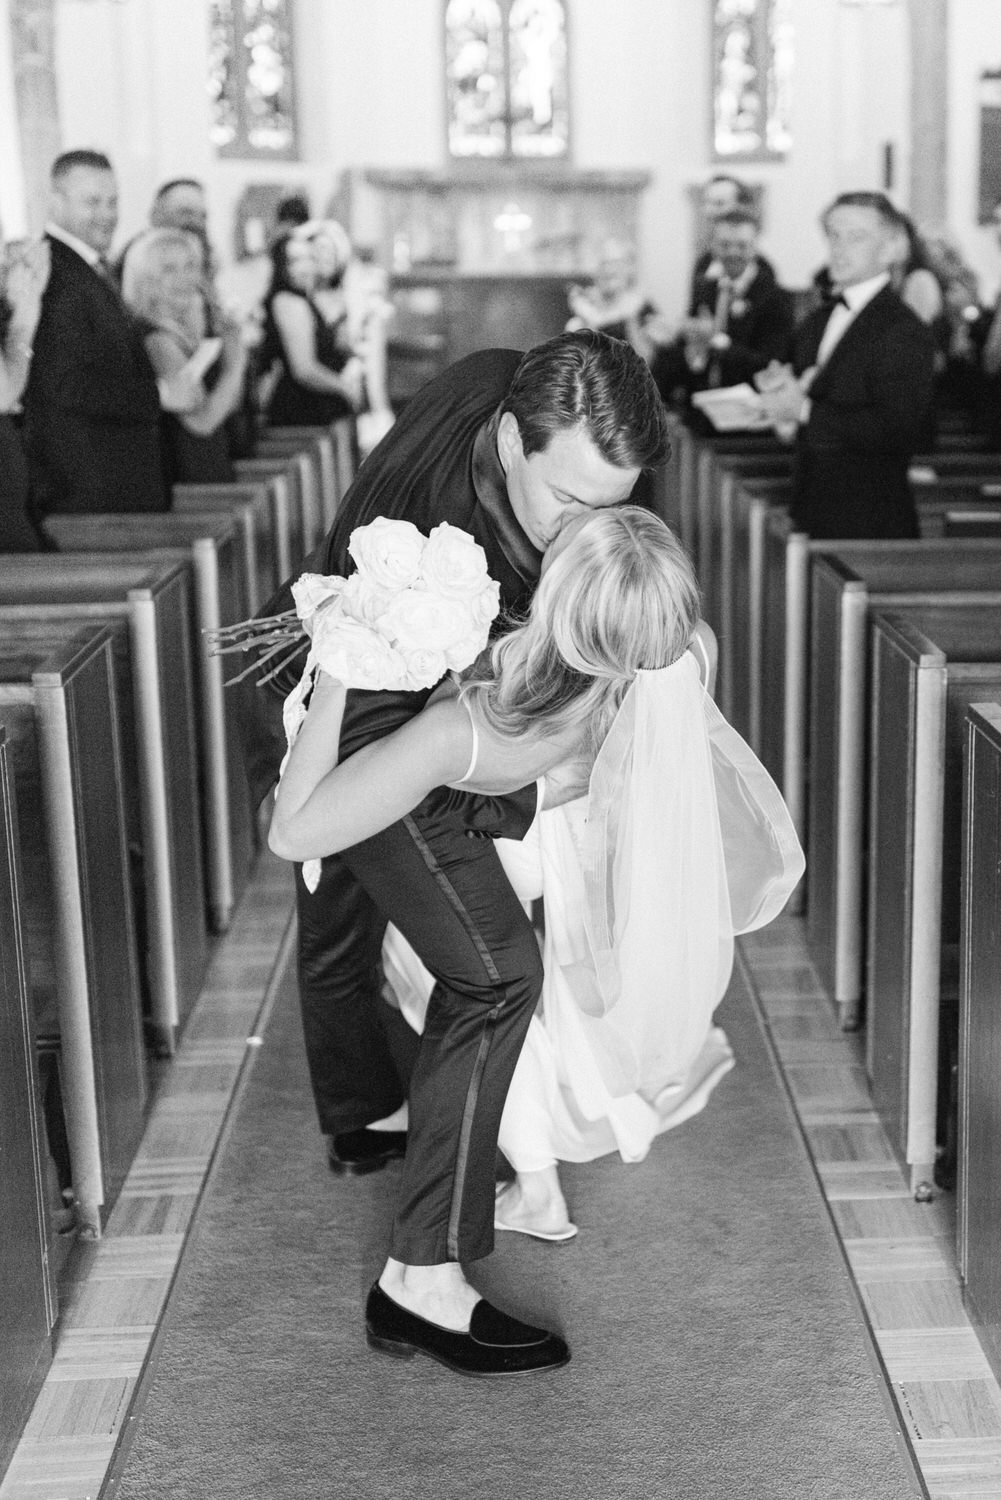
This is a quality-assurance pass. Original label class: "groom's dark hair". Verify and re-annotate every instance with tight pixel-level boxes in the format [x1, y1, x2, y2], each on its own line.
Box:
[501, 328, 669, 472]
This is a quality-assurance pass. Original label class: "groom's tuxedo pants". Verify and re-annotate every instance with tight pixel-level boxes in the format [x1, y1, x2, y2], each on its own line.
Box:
[296, 786, 543, 1264]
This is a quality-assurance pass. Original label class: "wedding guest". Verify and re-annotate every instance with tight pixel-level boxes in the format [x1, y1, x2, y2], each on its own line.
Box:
[756, 191, 935, 539]
[261, 231, 364, 428]
[886, 210, 945, 329]
[0, 229, 49, 550]
[22, 149, 167, 522]
[239, 330, 669, 1372]
[298, 219, 395, 453]
[565, 238, 659, 363]
[979, 196, 1001, 447]
[650, 208, 793, 407]
[122, 227, 248, 486]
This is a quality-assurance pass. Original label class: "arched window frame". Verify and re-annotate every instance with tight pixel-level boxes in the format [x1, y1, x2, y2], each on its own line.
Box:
[208, 0, 299, 161]
[711, 0, 793, 163]
[444, 0, 571, 164]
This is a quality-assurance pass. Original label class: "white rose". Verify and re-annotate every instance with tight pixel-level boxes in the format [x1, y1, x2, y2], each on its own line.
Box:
[444, 630, 489, 673]
[348, 517, 426, 591]
[312, 613, 407, 690]
[402, 646, 449, 691]
[471, 578, 501, 630]
[421, 523, 491, 599]
[291, 573, 347, 636]
[379, 589, 477, 654]
[340, 572, 395, 628]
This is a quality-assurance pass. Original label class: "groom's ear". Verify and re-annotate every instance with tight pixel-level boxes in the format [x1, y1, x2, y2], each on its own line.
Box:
[496, 411, 523, 471]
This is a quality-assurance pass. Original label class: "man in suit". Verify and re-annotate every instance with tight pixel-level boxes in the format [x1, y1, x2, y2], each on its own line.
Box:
[757, 191, 935, 539]
[650, 208, 793, 405]
[22, 150, 167, 522]
[240, 331, 669, 1374]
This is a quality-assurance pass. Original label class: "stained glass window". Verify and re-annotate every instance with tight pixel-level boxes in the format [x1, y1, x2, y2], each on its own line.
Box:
[712, 0, 792, 161]
[208, 0, 298, 160]
[445, 0, 569, 161]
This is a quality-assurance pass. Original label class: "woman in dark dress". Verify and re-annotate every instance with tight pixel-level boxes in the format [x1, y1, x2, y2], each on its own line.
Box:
[0, 232, 49, 551]
[121, 227, 248, 486]
[261, 232, 364, 427]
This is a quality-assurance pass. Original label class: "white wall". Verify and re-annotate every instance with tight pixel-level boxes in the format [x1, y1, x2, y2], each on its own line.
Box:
[0, 0, 28, 239]
[5, 0, 997, 312]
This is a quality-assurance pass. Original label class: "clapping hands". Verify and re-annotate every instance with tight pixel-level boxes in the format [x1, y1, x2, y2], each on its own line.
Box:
[2, 238, 50, 335]
[753, 361, 816, 438]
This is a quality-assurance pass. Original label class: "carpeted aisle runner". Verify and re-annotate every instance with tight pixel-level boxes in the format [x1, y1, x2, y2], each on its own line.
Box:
[104, 955, 922, 1500]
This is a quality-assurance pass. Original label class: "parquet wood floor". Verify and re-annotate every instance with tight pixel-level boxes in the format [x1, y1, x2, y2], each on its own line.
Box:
[2, 874, 996, 1499]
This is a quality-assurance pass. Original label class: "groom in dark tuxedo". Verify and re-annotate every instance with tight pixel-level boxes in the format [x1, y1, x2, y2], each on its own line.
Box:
[757, 191, 935, 540]
[22, 150, 166, 524]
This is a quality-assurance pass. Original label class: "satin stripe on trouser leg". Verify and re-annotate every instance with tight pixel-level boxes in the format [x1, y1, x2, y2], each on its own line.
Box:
[342, 801, 543, 1266]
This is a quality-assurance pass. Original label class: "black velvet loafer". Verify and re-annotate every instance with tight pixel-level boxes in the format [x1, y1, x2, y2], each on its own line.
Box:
[327, 1128, 407, 1176]
[364, 1282, 570, 1377]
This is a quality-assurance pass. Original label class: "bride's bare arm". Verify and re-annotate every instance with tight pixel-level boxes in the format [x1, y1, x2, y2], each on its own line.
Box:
[268, 672, 473, 860]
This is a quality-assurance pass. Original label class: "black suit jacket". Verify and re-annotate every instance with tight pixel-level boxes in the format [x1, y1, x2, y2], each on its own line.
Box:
[23, 235, 167, 519]
[688, 259, 794, 386]
[790, 284, 936, 539]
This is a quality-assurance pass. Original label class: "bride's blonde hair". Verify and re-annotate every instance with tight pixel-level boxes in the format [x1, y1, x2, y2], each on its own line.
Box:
[464, 506, 700, 755]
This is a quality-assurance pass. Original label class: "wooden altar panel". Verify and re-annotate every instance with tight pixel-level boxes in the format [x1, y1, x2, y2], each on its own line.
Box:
[0, 728, 54, 1475]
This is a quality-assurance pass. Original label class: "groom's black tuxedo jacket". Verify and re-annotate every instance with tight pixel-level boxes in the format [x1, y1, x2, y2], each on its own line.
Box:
[789, 283, 935, 540]
[23, 234, 166, 521]
[240, 347, 543, 834]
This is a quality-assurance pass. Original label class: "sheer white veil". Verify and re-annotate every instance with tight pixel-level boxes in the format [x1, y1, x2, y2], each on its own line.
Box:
[562, 651, 804, 1101]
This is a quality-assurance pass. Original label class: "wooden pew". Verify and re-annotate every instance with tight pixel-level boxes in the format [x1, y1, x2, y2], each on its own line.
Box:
[174, 479, 274, 609]
[0, 558, 208, 1051]
[716, 459, 1001, 734]
[958, 701, 1001, 1386]
[0, 625, 148, 1235]
[42, 514, 254, 934]
[758, 490, 1001, 842]
[235, 454, 306, 577]
[264, 425, 340, 530]
[0, 727, 55, 1470]
[256, 432, 326, 550]
[866, 602, 1001, 1194]
[808, 546, 1001, 1027]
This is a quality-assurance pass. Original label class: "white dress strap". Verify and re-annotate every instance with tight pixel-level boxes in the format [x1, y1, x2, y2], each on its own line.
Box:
[454, 698, 480, 785]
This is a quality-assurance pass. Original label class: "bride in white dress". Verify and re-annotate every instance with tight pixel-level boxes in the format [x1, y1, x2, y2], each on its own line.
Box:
[380, 605, 802, 1241]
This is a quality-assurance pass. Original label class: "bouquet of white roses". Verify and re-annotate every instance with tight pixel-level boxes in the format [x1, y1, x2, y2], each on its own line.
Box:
[292, 516, 500, 692]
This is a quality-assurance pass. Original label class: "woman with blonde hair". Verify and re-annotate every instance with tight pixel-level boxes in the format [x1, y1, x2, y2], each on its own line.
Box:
[122, 226, 248, 484]
[271, 505, 803, 1350]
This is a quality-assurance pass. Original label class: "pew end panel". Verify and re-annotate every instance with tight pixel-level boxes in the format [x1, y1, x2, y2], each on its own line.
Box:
[41, 517, 255, 935]
[0, 557, 209, 1050]
[958, 701, 1001, 1386]
[866, 605, 1001, 1197]
[235, 458, 302, 580]
[808, 545, 1001, 1028]
[174, 481, 275, 613]
[255, 436, 324, 553]
[262, 425, 340, 530]
[0, 727, 56, 1471]
[0, 626, 148, 1237]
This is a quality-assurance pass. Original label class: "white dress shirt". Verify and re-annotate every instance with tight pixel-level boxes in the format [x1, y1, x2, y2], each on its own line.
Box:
[816, 270, 890, 367]
[45, 222, 105, 273]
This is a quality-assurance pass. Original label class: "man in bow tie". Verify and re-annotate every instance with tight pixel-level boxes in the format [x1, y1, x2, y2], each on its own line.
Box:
[22, 149, 167, 524]
[757, 191, 935, 539]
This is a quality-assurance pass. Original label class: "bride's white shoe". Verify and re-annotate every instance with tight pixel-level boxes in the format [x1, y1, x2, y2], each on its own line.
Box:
[494, 1183, 578, 1243]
